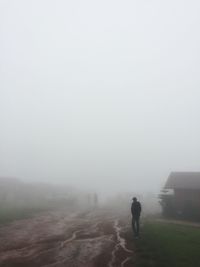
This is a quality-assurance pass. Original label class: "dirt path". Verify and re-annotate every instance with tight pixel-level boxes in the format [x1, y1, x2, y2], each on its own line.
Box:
[0, 209, 135, 267]
[108, 220, 134, 267]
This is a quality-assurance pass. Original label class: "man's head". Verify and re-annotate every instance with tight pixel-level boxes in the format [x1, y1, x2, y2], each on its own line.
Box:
[132, 197, 137, 202]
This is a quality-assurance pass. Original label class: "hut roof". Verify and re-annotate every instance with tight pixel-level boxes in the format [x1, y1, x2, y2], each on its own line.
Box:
[165, 172, 200, 190]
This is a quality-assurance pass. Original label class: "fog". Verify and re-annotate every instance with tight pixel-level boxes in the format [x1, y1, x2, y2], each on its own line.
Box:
[1, 0, 200, 196]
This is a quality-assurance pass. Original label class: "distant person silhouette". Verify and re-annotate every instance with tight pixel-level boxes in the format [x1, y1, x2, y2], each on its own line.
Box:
[131, 197, 141, 238]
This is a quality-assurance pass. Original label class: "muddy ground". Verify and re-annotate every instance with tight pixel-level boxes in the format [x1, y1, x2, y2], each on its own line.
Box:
[0, 208, 136, 267]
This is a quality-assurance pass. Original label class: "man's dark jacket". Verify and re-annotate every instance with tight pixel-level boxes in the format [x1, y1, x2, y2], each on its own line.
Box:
[131, 201, 141, 218]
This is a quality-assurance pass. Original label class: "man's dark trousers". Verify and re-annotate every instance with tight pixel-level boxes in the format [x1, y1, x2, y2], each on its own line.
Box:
[132, 216, 140, 236]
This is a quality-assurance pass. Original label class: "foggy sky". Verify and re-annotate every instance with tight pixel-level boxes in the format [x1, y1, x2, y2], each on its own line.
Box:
[1, 0, 200, 194]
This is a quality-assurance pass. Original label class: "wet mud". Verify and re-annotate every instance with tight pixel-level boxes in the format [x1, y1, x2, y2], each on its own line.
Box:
[0, 209, 135, 267]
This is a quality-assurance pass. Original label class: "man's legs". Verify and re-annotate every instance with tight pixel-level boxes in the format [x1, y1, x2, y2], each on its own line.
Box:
[132, 217, 137, 236]
[135, 217, 140, 236]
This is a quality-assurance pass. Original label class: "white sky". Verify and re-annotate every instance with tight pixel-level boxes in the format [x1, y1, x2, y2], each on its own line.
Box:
[1, 0, 200, 194]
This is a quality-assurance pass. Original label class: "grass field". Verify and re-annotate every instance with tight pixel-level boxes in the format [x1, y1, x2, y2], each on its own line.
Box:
[135, 221, 200, 267]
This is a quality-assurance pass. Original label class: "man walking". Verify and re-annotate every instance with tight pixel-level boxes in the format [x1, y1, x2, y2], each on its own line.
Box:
[131, 197, 141, 237]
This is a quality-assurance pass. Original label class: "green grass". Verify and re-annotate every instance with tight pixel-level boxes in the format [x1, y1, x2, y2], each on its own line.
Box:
[135, 221, 200, 267]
